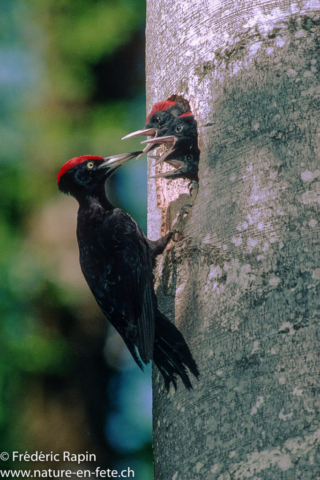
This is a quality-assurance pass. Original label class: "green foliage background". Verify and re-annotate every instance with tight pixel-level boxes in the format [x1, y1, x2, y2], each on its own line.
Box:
[0, 0, 152, 477]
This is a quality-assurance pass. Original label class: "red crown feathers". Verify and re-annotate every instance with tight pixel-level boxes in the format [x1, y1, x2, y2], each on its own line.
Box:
[57, 155, 103, 183]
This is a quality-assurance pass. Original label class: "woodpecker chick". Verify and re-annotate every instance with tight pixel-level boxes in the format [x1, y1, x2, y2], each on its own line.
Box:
[122, 100, 196, 159]
[150, 137, 199, 183]
[57, 153, 199, 390]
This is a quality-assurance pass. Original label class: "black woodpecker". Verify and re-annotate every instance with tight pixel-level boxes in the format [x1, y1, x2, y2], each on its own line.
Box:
[57, 153, 199, 390]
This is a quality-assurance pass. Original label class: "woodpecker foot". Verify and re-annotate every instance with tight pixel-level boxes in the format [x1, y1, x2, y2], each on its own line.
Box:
[172, 204, 193, 241]
[188, 180, 199, 200]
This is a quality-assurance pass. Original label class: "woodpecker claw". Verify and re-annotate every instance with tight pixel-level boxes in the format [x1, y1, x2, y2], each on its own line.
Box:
[181, 203, 193, 213]
[171, 204, 193, 241]
[188, 180, 199, 196]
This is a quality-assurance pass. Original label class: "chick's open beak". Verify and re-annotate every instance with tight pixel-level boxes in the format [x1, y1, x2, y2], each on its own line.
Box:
[122, 128, 158, 140]
[140, 135, 177, 146]
[140, 136, 178, 166]
[122, 128, 160, 160]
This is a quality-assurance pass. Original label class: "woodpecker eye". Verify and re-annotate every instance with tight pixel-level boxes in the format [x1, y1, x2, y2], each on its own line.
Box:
[155, 117, 161, 123]
[175, 125, 183, 133]
[187, 155, 192, 160]
[87, 161, 95, 169]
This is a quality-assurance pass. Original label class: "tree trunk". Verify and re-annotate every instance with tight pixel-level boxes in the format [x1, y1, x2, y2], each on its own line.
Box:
[146, 1, 320, 479]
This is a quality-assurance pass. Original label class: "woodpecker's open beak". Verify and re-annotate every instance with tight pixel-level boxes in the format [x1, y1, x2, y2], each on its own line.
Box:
[155, 148, 181, 166]
[141, 135, 177, 146]
[150, 172, 179, 179]
[150, 160, 185, 179]
[150, 146, 184, 178]
[98, 151, 143, 170]
[140, 136, 178, 166]
[122, 128, 159, 161]
[122, 128, 158, 140]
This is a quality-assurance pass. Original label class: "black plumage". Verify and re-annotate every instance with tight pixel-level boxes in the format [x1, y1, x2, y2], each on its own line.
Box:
[151, 137, 199, 182]
[57, 153, 199, 390]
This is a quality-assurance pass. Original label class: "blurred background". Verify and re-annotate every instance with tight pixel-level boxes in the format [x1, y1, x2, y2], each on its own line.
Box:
[0, 0, 153, 477]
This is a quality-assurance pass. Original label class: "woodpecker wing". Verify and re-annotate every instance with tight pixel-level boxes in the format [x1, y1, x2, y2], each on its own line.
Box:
[77, 207, 156, 366]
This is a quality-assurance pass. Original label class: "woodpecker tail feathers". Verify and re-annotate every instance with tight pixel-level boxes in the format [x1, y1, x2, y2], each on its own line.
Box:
[153, 310, 199, 391]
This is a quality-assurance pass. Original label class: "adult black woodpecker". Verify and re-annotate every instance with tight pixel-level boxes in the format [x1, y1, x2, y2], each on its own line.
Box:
[122, 100, 197, 159]
[57, 153, 199, 390]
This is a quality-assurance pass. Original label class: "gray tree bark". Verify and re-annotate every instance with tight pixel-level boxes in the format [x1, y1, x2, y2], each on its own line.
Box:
[146, 1, 320, 479]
